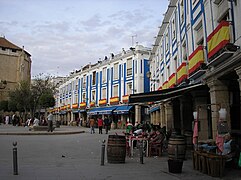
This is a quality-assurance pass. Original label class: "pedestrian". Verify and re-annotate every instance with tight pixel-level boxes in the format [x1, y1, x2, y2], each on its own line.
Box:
[47, 112, 54, 132]
[89, 116, 95, 134]
[104, 116, 109, 134]
[98, 116, 103, 134]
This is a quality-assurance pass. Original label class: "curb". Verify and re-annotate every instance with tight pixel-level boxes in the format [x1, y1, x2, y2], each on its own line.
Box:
[0, 130, 85, 135]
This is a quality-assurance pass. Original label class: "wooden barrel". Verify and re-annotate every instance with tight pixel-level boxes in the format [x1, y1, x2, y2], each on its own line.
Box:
[168, 135, 186, 160]
[107, 135, 126, 163]
[184, 131, 193, 150]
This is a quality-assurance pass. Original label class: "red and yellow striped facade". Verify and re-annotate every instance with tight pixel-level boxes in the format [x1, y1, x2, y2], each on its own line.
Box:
[79, 102, 86, 108]
[188, 46, 204, 75]
[110, 96, 119, 105]
[99, 98, 107, 105]
[72, 103, 78, 109]
[122, 95, 129, 103]
[207, 21, 230, 59]
[90, 101, 95, 107]
[177, 62, 187, 84]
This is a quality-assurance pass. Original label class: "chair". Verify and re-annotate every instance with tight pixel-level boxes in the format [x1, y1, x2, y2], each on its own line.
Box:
[148, 134, 165, 157]
[149, 142, 163, 157]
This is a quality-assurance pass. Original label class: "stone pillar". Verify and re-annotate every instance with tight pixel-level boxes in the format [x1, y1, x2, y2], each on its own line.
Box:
[135, 105, 141, 123]
[153, 111, 156, 125]
[192, 91, 209, 140]
[160, 103, 166, 127]
[156, 110, 160, 126]
[207, 77, 230, 139]
[164, 101, 173, 131]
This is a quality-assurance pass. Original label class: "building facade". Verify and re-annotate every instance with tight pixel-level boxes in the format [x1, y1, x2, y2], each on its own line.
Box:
[135, 0, 241, 145]
[54, 45, 151, 127]
[0, 37, 31, 101]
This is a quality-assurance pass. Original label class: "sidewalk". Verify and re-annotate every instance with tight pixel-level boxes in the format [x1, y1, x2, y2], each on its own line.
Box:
[0, 124, 85, 135]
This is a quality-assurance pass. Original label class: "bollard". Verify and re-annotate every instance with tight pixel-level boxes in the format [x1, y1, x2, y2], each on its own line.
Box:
[101, 139, 106, 166]
[13, 141, 18, 175]
[139, 140, 144, 164]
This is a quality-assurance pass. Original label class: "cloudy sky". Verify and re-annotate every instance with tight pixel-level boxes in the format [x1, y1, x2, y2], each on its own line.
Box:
[0, 0, 169, 77]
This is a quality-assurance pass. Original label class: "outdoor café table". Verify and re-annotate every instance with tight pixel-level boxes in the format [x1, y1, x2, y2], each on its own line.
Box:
[128, 136, 149, 157]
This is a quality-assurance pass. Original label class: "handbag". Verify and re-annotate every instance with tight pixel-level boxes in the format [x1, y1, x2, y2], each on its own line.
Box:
[238, 152, 241, 167]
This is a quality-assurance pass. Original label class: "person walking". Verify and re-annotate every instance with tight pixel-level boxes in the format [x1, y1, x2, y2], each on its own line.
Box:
[104, 116, 109, 134]
[89, 116, 95, 134]
[47, 112, 54, 132]
[98, 116, 103, 134]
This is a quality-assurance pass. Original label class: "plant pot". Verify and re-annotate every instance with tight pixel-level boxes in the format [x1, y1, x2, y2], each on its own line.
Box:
[168, 159, 183, 173]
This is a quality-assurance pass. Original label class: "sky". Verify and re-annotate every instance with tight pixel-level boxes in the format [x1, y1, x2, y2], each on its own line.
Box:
[0, 0, 169, 78]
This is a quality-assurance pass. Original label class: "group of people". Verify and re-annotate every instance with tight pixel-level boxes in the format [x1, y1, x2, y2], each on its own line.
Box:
[1, 114, 22, 126]
[88, 115, 112, 134]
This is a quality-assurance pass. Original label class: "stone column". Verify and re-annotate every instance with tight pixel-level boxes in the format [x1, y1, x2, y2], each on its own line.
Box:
[164, 101, 173, 131]
[135, 105, 141, 123]
[156, 110, 160, 126]
[192, 91, 209, 140]
[207, 77, 230, 138]
[160, 103, 166, 127]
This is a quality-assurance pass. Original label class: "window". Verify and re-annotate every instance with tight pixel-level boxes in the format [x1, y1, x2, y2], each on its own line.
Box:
[113, 85, 118, 97]
[82, 93, 86, 102]
[180, 0, 184, 23]
[102, 67, 107, 83]
[182, 42, 187, 61]
[92, 90, 96, 102]
[92, 71, 96, 85]
[172, 19, 176, 39]
[127, 58, 132, 76]
[195, 22, 204, 46]
[166, 33, 169, 52]
[114, 63, 118, 80]
[83, 75, 86, 88]
[127, 82, 132, 95]
[102, 88, 107, 99]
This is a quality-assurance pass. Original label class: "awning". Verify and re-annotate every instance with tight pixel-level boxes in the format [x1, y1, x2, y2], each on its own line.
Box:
[59, 111, 67, 115]
[113, 105, 133, 114]
[87, 106, 117, 115]
[149, 106, 160, 113]
[129, 83, 206, 104]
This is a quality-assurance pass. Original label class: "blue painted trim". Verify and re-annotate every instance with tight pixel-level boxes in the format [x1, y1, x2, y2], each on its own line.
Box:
[119, 64, 121, 98]
[107, 68, 109, 103]
[144, 59, 150, 93]
[100, 71, 102, 99]
[111, 67, 113, 97]
[124, 63, 126, 95]
[96, 72, 99, 104]
[132, 59, 134, 94]
[189, 0, 194, 52]
[86, 75, 89, 106]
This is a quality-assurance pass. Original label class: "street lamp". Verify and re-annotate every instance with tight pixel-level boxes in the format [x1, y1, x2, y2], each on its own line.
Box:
[146, 71, 159, 82]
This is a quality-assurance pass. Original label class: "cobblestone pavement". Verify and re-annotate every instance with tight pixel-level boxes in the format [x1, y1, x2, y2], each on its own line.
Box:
[0, 124, 240, 180]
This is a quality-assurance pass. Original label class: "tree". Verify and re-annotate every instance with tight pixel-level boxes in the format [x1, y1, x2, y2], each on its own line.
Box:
[8, 74, 56, 122]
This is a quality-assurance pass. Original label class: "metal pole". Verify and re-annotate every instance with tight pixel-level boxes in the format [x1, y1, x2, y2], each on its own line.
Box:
[139, 140, 144, 164]
[13, 142, 18, 175]
[101, 140, 106, 166]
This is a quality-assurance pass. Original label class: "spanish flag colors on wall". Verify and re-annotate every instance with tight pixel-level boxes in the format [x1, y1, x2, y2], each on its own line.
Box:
[188, 46, 204, 75]
[177, 62, 187, 84]
[207, 21, 230, 59]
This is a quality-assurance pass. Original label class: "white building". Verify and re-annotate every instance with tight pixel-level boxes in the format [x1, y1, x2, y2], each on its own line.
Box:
[54, 45, 151, 127]
[129, 0, 241, 144]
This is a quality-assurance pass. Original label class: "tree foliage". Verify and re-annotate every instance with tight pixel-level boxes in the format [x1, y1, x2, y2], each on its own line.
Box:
[8, 74, 56, 121]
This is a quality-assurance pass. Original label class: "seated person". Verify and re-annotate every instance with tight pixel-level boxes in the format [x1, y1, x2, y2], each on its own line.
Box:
[149, 130, 164, 144]
[222, 133, 240, 168]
